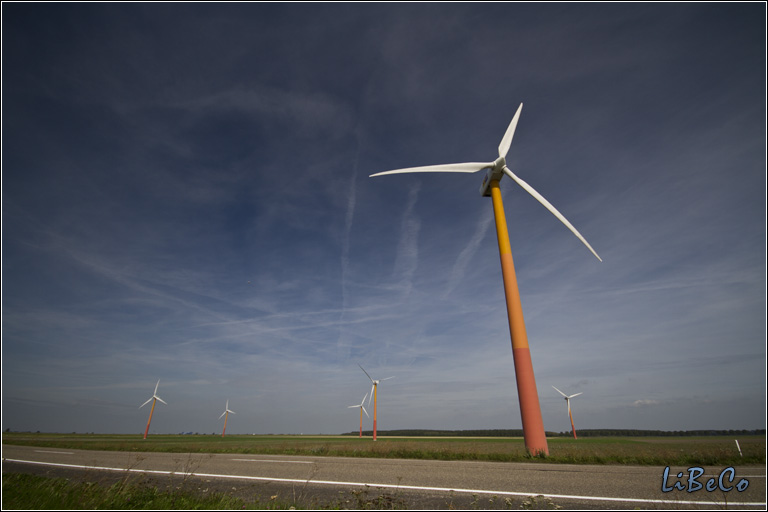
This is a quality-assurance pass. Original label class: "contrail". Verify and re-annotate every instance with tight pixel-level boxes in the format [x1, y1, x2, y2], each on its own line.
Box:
[392, 183, 421, 297]
[443, 209, 494, 298]
[336, 139, 359, 358]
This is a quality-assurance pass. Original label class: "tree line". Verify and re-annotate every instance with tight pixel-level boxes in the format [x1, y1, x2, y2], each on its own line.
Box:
[341, 428, 765, 437]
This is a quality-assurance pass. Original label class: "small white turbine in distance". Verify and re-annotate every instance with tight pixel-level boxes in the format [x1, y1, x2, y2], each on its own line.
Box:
[358, 364, 394, 442]
[219, 400, 236, 437]
[140, 379, 167, 440]
[552, 386, 583, 439]
[347, 392, 370, 438]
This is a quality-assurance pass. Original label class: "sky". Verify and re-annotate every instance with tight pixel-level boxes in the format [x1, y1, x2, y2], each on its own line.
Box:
[2, 3, 765, 436]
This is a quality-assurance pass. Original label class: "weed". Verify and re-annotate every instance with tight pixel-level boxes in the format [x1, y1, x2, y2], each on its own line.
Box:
[520, 495, 561, 510]
[445, 489, 456, 509]
[290, 462, 320, 508]
[334, 485, 408, 510]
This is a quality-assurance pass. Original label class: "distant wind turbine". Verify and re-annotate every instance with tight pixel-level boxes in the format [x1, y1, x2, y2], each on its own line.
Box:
[139, 379, 167, 439]
[370, 103, 601, 455]
[552, 386, 583, 439]
[219, 400, 236, 437]
[347, 392, 370, 438]
[358, 364, 394, 441]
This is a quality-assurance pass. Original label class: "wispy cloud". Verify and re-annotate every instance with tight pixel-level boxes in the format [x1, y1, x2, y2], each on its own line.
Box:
[391, 183, 422, 297]
[442, 209, 495, 298]
[632, 399, 662, 407]
[166, 86, 355, 140]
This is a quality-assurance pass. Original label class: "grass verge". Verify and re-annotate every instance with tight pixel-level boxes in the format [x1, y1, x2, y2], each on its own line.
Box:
[1, 472, 423, 510]
[3, 433, 764, 466]
[1, 472, 253, 510]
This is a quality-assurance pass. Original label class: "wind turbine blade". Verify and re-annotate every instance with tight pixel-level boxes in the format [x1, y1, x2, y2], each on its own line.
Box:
[362, 406, 369, 418]
[569, 393, 583, 399]
[567, 400, 571, 413]
[154, 380, 160, 395]
[155, 396, 167, 405]
[358, 364, 374, 383]
[498, 103, 523, 158]
[552, 386, 568, 397]
[380, 376, 395, 381]
[503, 167, 602, 262]
[361, 393, 369, 407]
[368, 384, 375, 408]
[139, 397, 153, 408]
[219, 411, 227, 419]
[370, 162, 491, 178]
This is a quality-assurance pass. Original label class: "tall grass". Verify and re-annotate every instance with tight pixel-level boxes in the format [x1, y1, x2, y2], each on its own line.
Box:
[1, 473, 251, 510]
[1, 472, 415, 510]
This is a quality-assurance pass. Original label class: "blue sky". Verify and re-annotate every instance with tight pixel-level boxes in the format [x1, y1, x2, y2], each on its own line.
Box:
[2, 3, 765, 436]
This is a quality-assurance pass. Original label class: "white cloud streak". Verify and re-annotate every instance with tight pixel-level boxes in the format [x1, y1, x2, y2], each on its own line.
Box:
[391, 183, 422, 297]
[443, 209, 495, 298]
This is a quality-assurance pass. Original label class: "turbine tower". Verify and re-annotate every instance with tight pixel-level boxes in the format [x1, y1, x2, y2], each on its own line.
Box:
[219, 400, 236, 437]
[139, 379, 167, 439]
[370, 104, 601, 456]
[347, 392, 370, 438]
[358, 364, 394, 441]
[552, 386, 583, 439]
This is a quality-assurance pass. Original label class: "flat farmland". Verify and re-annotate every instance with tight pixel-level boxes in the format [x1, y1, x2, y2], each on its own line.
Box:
[3, 433, 764, 466]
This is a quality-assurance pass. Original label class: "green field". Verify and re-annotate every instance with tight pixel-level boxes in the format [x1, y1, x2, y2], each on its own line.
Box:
[3, 432, 764, 466]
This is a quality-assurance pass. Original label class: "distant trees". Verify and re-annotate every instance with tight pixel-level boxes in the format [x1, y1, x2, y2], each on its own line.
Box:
[340, 428, 766, 437]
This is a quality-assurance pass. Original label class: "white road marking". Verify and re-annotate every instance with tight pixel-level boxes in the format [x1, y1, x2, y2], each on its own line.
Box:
[703, 474, 766, 479]
[33, 450, 74, 455]
[232, 458, 314, 464]
[4, 458, 765, 507]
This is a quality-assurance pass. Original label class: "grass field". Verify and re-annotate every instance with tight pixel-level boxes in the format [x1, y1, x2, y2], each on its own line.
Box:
[3, 432, 764, 466]
[1, 473, 258, 510]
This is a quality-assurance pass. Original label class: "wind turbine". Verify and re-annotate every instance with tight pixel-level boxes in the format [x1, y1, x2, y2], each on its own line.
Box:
[552, 386, 583, 439]
[358, 364, 394, 441]
[347, 392, 370, 438]
[139, 379, 167, 439]
[370, 103, 601, 456]
[219, 400, 236, 437]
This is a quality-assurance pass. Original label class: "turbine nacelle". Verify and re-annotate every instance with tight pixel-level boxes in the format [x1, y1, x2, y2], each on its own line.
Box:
[140, 380, 167, 408]
[358, 363, 394, 408]
[348, 393, 370, 418]
[480, 157, 507, 197]
[219, 400, 236, 419]
[552, 385, 582, 401]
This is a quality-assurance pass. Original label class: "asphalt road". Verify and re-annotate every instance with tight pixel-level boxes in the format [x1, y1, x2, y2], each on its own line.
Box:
[3, 444, 765, 509]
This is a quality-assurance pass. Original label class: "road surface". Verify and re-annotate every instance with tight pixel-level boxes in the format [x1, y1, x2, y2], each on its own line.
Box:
[3, 444, 765, 509]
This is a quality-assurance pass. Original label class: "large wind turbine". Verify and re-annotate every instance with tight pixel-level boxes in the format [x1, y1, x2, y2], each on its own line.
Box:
[358, 364, 394, 441]
[370, 104, 601, 455]
[552, 386, 583, 439]
[139, 380, 167, 439]
[219, 400, 236, 437]
[347, 392, 370, 438]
